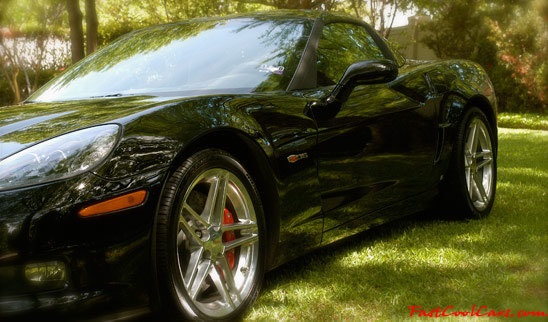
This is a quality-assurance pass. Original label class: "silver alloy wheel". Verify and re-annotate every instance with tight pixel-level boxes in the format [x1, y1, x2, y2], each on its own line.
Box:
[464, 118, 494, 211]
[175, 168, 259, 318]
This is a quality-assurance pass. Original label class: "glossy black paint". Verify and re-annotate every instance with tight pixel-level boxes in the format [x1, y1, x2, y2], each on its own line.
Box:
[0, 10, 497, 318]
[312, 79, 440, 233]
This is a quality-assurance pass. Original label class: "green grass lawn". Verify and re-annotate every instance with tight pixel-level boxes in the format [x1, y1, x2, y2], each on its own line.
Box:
[245, 127, 548, 321]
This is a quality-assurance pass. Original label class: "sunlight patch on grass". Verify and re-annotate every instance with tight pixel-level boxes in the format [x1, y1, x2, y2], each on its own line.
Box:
[498, 113, 548, 130]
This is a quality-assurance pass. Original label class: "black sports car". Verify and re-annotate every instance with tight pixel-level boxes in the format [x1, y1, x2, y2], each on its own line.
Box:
[0, 10, 497, 320]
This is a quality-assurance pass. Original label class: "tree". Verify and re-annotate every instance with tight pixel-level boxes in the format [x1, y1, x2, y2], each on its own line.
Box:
[0, 1, 12, 23]
[348, 0, 412, 38]
[0, 33, 22, 103]
[413, 0, 546, 113]
[0, 0, 66, 104]
[487, 0, 548, 112]
[85, 0, 98, 55]
[66, 0, 84, 63]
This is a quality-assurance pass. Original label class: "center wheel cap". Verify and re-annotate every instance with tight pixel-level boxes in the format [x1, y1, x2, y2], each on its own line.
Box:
[204, 229, 224, 255]
[201, 209, 236, 269]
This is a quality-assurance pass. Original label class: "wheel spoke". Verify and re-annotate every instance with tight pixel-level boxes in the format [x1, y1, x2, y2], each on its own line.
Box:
[183, 202, 209, 226]
[466, 121, 478, 154]
[224, 234, 258, 251]
[178, 217, 203, 245]
[473, 172, 488, 203]
[475, 150, 492, 159]
[188, 259, 212, 301]
[476, 158, 493, 170]
[222, 221, 257, 233]
[217, 256, 242, 303]
[203, 171, 229, 226]
[177, 229, 186, 246]
[184, 247, 204, 289]
[210, 264, 236, 309]
[471, 122, 480, 153]
[464, 160, 471, 169]
[466, 168, 472, 197]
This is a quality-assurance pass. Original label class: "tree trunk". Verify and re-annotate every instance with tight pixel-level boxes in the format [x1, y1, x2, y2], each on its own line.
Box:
[379, 0, 386, 36]
[369, 0, 376, 30]
[161, 0, 170, 21]
[384, 1, 399, 38]
[66, 0, 85, 63]
[12, 68, 21, 104]
[351, 0, 361, 18]
[32, 35, 46, 92]
[0, 36, 23, 104]
[85, 0, 98, 55]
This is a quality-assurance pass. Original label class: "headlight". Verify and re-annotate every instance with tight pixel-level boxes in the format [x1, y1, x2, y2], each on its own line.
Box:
[0, 124, 120, 191]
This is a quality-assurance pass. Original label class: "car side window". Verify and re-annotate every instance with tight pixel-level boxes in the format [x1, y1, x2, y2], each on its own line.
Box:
[317, 23, 386, 86]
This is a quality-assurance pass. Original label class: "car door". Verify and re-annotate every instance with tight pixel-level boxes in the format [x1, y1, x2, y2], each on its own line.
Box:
[313, 22, 439, 233]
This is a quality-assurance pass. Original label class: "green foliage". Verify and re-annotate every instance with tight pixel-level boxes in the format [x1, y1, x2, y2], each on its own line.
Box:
[416, 0, 547, 113]
[246, 127, 548, 320]
[0, 0, 66, 36]
[487, 0, 548, 114]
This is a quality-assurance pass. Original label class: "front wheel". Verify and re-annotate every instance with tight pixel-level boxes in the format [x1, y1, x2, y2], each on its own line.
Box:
[155, 149, 266, 320]
[440, 107, 497, 218]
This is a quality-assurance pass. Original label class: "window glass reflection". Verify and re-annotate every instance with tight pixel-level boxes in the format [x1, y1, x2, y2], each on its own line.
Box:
[317, 23, 386, 86]
[30, 18, 311, 102]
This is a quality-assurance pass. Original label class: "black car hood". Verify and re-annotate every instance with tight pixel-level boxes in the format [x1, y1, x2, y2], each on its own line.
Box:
[0, 95, 180, 160]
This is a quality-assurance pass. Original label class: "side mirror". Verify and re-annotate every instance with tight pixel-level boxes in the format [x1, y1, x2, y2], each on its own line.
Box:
[332, 59, 398, 101]
[306, 59, 398, 119]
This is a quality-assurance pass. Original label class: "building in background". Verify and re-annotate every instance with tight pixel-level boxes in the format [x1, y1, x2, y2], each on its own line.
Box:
[390, 16, 438, 61]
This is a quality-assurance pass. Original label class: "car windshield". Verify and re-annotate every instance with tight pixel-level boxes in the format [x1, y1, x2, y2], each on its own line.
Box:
[29, 17, 312, 102]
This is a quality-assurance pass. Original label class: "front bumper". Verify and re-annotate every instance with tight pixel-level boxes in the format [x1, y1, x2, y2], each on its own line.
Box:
[0, 168, 167, 318]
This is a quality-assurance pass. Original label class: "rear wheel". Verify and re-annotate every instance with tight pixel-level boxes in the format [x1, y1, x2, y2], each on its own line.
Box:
[155, 149, 265, 320]
[440, 107, 497, 218]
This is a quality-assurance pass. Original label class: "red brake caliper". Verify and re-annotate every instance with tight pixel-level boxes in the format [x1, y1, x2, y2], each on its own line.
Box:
[222, 208, 236, 270]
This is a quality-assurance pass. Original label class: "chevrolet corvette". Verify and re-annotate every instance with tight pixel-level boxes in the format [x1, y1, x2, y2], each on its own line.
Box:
[0, 10, 497, 320]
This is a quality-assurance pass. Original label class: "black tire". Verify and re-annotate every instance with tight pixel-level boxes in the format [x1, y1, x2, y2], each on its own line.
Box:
[154, 149, 266, 321]
[440, 107, 497, 219]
